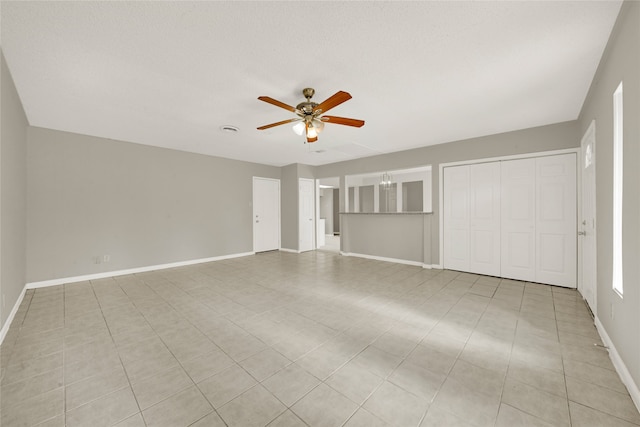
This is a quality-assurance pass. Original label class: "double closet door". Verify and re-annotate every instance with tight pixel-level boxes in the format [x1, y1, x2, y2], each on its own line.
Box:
[443, 153, 576, 287]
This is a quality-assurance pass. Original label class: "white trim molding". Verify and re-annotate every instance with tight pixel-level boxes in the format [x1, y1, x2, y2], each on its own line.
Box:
[0, 286, 27, 346]
[25, 252, 255, 289]
[341, 251, 424, 268]
[279, 248, 300, 254]
[595, 316, 640, 413]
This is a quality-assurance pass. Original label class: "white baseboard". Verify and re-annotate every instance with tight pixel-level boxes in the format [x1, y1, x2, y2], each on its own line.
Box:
[0, 285, 27, 346]
[25, 251, 255, 289]
[340, 252, 424, 267]
[594, 316, 640, 413]
[279, 248, 300, 254]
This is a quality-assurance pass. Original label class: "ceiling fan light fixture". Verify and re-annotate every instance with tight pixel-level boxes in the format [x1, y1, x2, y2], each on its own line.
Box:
[312, 119, 325, 133]
[295, 119, 324, 139]
[307, 125, 318, 139]
[292, 121, 305, 136]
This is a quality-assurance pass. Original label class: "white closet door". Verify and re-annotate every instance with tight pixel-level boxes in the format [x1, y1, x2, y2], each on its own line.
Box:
[443, 166, 470, 272]
[468, 162, 501, 276]
[535, 154, 577, 287]
[501, 158, 536, 281]
[253, 177, 280, 253]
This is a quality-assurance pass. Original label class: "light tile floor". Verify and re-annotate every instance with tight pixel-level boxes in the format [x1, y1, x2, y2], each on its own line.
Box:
[318, 235, 340, 254]
[1, 251, 639, 427]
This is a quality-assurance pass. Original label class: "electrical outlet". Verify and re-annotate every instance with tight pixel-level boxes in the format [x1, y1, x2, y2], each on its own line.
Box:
[103, 255, 110, 263]
[93, 256, 101, 264]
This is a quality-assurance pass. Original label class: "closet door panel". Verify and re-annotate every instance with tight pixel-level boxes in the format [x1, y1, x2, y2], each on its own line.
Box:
[535, 154, 577, 287]
[443, 166, 470, 272]
[468, 162, 501, 276]
[501, 158, 536, 281]
[443, 153, 577, 288]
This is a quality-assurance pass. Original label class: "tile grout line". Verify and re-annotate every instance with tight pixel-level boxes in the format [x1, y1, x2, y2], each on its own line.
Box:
[88, 278, 149, 427]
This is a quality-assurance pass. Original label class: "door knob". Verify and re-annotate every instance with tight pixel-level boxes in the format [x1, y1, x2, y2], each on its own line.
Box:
[256, 220, 260, 223]
[578, 231, 586, 236]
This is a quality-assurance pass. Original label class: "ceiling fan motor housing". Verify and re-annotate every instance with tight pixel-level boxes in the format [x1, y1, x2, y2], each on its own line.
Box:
[297, 88, 318, 116]
[302, 87, 315, 99]
[296, 101, 318, 116]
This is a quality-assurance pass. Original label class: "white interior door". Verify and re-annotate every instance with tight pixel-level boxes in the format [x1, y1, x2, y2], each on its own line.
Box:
[299, 178, 315, 252]
[253, 177, 280, 253]
[580, 122, 597, 313]
[501, 158, 536, 281]
[468, 162, 501, 276]
[536, 154, 577, 287]
[444, 165, 470, 272]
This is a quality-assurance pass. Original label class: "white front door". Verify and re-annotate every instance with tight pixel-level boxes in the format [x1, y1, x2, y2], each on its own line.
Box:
[535, 153, 577, 288]
[253, 177, 280, 253]
[299, 178, 315, 252]
[501, 158, 536, 281]
[468, 162, 501, 276]
[580, 122, 597, 313]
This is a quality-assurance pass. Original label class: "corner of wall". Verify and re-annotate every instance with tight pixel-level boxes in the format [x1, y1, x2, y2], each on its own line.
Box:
[0, 50, 29, 332]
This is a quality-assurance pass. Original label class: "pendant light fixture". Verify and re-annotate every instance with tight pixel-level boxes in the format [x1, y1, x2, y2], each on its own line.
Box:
[380, 172, 393, 189]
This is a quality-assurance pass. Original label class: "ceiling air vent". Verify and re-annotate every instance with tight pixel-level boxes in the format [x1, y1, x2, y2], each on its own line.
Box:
[220, 125, 239, 133]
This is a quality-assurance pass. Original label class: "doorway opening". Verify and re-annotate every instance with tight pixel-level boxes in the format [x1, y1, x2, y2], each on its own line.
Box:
[317, 177, 340, 253]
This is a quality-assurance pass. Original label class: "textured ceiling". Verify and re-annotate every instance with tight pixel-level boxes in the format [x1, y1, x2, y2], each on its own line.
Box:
[1, 1, 622, 167]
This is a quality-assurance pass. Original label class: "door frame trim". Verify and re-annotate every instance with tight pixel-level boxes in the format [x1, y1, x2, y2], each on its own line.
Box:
[252, 176, 281, 253]
[438, 147, 580, 270]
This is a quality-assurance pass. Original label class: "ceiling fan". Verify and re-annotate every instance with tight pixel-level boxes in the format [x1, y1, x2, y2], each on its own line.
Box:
[257, 88, 365, 143]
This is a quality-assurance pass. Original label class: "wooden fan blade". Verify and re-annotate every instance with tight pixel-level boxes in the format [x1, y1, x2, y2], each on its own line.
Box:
[257, 118, 300, 130]
[313, 91, 352, 114]
[257, 96, 297, 113]
[321, 116, 365, 127]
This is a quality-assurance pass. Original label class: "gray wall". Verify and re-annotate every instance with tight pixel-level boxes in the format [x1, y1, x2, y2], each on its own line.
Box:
[359, 185, 374, 213]
[26, 127, 280, 283]
[578, 1, 640, 394]
[403, 181, 423, 212]
[280, 164, 298, 251]
[342, 213, 431, 264]
[1, 52, 28, 328]
[316, 120, 580, 263]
